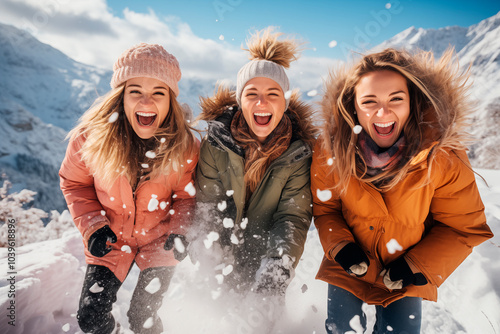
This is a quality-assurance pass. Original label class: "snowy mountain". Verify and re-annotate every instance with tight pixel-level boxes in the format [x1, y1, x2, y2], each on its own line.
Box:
[373, 11, 500, 169]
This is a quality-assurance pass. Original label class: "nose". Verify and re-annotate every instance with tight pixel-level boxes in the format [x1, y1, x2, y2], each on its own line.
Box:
[256, 95, 268, 106]
[376, 104, 390, 117]
[140, 94, 153, 106]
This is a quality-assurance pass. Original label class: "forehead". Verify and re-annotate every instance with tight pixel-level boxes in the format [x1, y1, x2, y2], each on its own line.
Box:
[126, 77, 169, 88]
[243, 77, 282, 90]
[355, 70, 407, 94]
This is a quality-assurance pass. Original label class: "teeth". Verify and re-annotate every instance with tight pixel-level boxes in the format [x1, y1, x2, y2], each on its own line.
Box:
[136, 112, 156, 117]
[254, 113, 271, 116]
[374, 121, 395, 128]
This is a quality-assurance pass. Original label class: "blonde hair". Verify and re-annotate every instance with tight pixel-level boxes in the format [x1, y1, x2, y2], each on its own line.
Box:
[322, 48, 471, 193]
[68, 84, 196, 190]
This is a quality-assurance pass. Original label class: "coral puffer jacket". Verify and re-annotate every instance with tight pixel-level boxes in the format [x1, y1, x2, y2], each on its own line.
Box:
[59, 134, 199, 282]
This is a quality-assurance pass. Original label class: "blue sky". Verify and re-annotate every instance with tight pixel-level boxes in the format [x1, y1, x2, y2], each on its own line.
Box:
[0, 0, 498, 93]
[107, 0, 500, 59]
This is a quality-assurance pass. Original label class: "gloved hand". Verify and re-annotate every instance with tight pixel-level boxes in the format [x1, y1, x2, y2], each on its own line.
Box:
[164, 234, 189, 261]
[334, 242, 370, 277]
[87, 225, 117, 257]
[253, 255, 295, 296]
[382, 256, 428, 290]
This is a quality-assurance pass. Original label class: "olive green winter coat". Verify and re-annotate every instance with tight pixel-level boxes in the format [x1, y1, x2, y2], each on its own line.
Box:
[193, 86, 317, 289]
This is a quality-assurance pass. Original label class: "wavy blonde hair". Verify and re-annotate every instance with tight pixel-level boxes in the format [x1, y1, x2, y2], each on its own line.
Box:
[68, 84, 197, 190]
[321, 48, 472, 193]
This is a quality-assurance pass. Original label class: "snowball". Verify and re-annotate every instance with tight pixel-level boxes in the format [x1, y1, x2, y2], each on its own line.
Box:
[148, 197, 159, 212]
[230, 234, 239, 244]
[222, 264, 233, 276]
[387, 325, 394, 331]
[353, 125, 363, 134]
[219, 34, 224, 40]
[100, 210, 106, 216]
[121, 245, 132, 254]
[204, 231, 220, 249]
[409, 314, 416, 319]
[386, 238, 403, 254]
[143, 317, 154, 329]
[226, 190, 234, 197]
[316, 189, 333, 202]
[211, 289, 222, 300]
[89, 283, 104, 293]
[307, 90, 318, 97]
[160, 201, 167, 210]
[62, 323, 70, 332]
[145, 277, 161, 294]
[145, 151, 156, 159]
[327, 158, 334, 166]
[284, 90, 293, 100]
[184, 182, 196, 196]
[223, 218, 234, 228]
[217, 201, 227, 212]
[174, 237, 186, 253]
[141, 163, 149, 168]
[169, 209, 175, 215]
[108, 112, 119, 123]
[328, 40, 338, 48]
[240, 217, 248, 230]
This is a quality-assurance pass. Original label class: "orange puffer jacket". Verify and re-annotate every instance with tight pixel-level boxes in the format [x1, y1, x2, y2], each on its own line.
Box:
[311, 144, 493, 306]
[59, 134, 199, 282]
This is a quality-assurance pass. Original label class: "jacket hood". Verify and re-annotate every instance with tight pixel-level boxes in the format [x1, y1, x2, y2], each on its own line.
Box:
[198, 84, 318, 152]
[320, 49, 474, 165]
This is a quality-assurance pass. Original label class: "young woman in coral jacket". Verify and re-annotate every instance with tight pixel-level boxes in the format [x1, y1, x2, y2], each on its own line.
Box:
[59, 43, 198, 334]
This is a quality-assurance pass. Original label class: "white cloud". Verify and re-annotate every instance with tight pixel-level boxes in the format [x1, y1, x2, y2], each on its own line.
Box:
[0, 0, 340, 92]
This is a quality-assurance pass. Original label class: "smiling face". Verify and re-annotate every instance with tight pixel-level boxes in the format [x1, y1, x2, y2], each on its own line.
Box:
[354, 70, 410, 148]
[123, 77, 171, 139]
[240, 77, 286, 143]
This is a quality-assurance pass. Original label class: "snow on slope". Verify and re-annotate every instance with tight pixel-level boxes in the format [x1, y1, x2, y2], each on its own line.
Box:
[0, 169, 498, 334]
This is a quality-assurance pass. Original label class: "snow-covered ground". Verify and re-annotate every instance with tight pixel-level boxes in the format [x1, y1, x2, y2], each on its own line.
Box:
[0, 168, 499, 334]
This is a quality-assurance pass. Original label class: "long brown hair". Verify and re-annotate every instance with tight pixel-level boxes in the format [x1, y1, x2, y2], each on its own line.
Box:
[321, 48, 472, 193]
[68, 84, 196, 190]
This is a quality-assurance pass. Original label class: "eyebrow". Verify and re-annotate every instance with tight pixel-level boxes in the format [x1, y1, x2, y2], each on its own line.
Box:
[126, 84, 168, 90]
[244, 87, 282, 91]
[360, 90, 407, 98]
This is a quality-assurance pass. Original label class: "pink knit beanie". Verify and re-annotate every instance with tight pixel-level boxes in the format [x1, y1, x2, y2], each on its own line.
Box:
[110, 43, 181, 96]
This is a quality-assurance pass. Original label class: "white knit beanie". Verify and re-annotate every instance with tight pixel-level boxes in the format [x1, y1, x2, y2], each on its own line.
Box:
[236, 59, 290, 110]
[110, 43, 181, 96]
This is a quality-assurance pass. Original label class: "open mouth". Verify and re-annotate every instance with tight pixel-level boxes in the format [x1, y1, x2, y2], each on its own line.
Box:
[136, 112, 157, 126]
[254, 112, 272, 126]
[373, 121, 395, 136]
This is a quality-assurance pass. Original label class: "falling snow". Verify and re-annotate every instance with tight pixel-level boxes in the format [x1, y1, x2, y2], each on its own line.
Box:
[316, 189, 333, 202]
[353, 125, 363, 134]
[145, 151, 156, 159]
[108, 112, 119, 123]
[223, 218, 234, 228]
[184, 182, 196, 197]
[386, 238, 403, 254]
[89, 282, 104, 293]
[145, 277, 161, 294]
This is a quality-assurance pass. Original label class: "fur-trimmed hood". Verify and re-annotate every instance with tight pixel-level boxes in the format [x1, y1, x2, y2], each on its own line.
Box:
[320, 49, 474, 165]
[197, 84, 318, 154]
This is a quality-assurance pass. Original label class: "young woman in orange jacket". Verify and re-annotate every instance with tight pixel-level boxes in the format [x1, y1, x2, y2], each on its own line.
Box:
[59, 43, 198, 334]
[311, 48, 493, 334]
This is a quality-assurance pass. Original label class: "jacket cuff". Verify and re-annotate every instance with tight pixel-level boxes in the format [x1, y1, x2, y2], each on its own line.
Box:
[82, 216, 109, 246]
[328, 240, 352, 261]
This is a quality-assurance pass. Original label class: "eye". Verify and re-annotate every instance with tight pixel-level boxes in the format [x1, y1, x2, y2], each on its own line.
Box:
[128, 89, 141, 94]
[153, 91, 165, 96]
[361, 100, 376, 105]
[391, 96, 403, 102]
[245, 93, 257, 97]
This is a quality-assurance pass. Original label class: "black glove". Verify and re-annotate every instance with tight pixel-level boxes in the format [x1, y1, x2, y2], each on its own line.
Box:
[253, 256, 294, 296]
[383, 256, 428, 289]
[87, 226, 117, 257]
[334, 242, 370, 277]
[164, 234, 189, 261]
